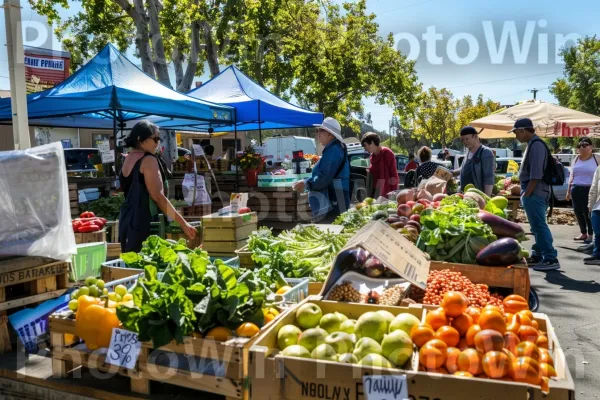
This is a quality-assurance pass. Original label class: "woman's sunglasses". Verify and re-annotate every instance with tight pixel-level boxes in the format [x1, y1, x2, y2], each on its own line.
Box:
[578, 143, 590, 148]
[149, 136, 162, 143]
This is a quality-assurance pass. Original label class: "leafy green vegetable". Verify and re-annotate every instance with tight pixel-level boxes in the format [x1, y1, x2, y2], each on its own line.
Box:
[79, 193, 124, 220]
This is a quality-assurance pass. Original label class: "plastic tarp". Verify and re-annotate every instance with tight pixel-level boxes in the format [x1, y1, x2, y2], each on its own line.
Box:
[0, 44, 234, 128]
[472, 101, 600, 139]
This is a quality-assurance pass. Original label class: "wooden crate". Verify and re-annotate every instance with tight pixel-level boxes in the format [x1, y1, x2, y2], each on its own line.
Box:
[247, 188, 312, 225]
[100, 263, 140, 283]
[202, 212, 257, 255]
[429, 260, 530, 301]
[308, 282, 323, 296]
[249, 297, 575, 400]
[74, 230, 107, 244]
[106, 243, 121, 261]
[69, 184, 79, 218]
[506, 195, 521, 221]
[235, 245, 254, 269]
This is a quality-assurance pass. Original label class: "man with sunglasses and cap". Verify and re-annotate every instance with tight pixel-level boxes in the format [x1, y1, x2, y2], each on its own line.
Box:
[292, 117, 350, 223]
[510, 118, 559, 271]
[453, 126, 495, 196]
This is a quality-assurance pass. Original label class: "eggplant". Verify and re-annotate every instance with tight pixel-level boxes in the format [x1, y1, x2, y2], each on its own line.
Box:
[477, 211, 526, 241]
[364, 256, 385, 277]
[476, 238, 529, 266]
[335, 247, 369, 271]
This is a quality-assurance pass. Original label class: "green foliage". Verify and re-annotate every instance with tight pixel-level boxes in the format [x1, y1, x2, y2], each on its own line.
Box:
[80, 193, 124, 220]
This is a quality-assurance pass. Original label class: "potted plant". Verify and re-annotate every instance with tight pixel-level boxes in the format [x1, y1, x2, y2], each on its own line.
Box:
[234, 146, 265, 187]
[88, 153, 103, 172]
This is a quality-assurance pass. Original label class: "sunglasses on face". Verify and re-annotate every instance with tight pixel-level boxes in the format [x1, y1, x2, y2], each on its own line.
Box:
[149, 136, 161, 143]
[579, 143, 590, 148]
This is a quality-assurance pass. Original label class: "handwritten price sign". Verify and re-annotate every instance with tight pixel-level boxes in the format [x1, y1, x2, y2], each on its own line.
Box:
[363, 375, 408, 400]
[106, 328, 141, 370]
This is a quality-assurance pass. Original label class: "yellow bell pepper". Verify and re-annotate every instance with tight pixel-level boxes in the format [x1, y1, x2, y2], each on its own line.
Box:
[75, 297, 121, 350]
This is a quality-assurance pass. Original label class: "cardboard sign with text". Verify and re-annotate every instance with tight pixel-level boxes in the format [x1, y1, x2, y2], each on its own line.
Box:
[342, 220, 429, 290]
[433, 166, 453, 181]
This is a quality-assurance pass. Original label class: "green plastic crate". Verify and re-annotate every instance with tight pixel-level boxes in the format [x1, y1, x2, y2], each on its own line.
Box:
[70, 242, 107, 281]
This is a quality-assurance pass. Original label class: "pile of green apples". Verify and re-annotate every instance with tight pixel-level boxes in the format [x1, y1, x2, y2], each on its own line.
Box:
[68, 276, 131, 311]
[277, 303, 420, 368]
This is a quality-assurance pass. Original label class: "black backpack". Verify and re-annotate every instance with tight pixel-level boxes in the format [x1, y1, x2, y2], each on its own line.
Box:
[525, 138, 565, 186]
[404, 169, 417, 188]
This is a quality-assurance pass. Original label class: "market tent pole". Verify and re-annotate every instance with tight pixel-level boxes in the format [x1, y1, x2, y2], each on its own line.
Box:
[112, 113, 117, 177]
[234, 115, 239, 193]
[258, 100, 262, 145]
[4, 0, 30, 149]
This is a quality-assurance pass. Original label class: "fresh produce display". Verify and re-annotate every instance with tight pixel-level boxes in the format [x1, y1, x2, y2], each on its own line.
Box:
[72, 211, 106, 233]
[413, 292, 556, 392]
[327, 281, 408, 306]
[333, 197, 397, 233]
[248, 225, 352, 282]
[495, 176, 521, 196]
[275, 302, 417, 369]
[115, 236, 275, 347]
[408, 269, 504, 309]
[79, 193, 124, 220]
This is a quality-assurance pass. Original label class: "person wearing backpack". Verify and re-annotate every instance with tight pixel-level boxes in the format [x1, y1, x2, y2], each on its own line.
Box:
[509, 118, 560, 271]
[566, 137, 599, 242]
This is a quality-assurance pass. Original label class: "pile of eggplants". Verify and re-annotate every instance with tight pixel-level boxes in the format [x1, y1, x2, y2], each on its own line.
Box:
[334, 247, 398, 278]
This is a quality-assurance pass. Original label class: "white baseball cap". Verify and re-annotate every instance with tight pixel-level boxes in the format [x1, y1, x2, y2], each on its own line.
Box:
[313, 117, 343, 143]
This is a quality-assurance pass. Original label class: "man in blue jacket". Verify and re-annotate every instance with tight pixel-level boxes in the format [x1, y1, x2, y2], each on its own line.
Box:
[292, 117, 350, 223]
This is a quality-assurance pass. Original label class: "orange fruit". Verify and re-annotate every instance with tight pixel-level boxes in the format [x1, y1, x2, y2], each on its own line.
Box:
[451, 313, 473, 336]
[445, 347, 461, 373]
[478, 310, 507, 334]
[540, 362, 557, 378]
[515, 341, 541, 362]
[466, 324, 482, 347]
[539, 349, 554, 366]
[504, 312, 514, 323]
[482, 305, 503, 315]
[419, 340, 447, 370]
[517, 309, 534, 321]
[536, 334, 549, 349]
[531, 320, 539, 330]
[474, 329, 504, 353]
[518, 325, 540, 343]
[205, 326, 233, 341]
[510, 356, 541, 385]
[457, 348, 483, 375]
[235, 322, 260, 338]
[453, 371, 473, 378]
[457, 337, 469, 350]
[441, 291, 469, 317]
[425, 308, 449, 331]
[503, 348, 516, 364]
[465, 306, 481, 324]
[482, 351, 510, 379]
[504, 332, 520, 356]
[276, 286, 292, 295]
[410, 323, 436, 348]
[435, 326, 460, 347]
[503, 295, 528, 314]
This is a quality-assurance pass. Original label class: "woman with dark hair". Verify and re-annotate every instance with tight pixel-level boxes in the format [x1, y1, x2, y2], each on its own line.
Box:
[361, 132, 399, 197]
[119, 120, 196, 252]
[415, 146, 438, 183]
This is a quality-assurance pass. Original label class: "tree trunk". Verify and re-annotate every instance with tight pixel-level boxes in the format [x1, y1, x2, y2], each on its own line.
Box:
[147, 0, 172, 88]
[178, 21, 200, 92]
[172, 47, 184, 90]
[117, 0, 155, 78]
[199, 20, 220, 77]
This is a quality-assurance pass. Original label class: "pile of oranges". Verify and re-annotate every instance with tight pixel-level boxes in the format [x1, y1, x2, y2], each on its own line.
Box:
[410, 291, 556, 392]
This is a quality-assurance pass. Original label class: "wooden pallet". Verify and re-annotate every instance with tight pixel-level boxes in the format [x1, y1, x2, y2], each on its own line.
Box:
[74, 230, 106, 244]
[69, 184, 79, 218]
[49, 313, 261, 399]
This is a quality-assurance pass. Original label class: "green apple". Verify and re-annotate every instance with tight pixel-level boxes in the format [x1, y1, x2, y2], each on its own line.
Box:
[84, 276, 97, 287]
[319, 312, 346, 334]
[389, 313, 421, 335]
[298, 328, 328, 352]
[339, 319, 357, 334]
[335, 312, 348, 323]
[377, 310, 395, 332]
[311, 344, 338, 361]
[337, 353, 359, 364]
[381, 330, 413, 367]
[325, 332, 354, 354]
[358, 353, 393, 368]
[277, 325, 303, 350]
[295, 303, 323, 329]
[354, 311, 387, 343]
[353, 337, 382, 361]
[281, 345, 311, 358]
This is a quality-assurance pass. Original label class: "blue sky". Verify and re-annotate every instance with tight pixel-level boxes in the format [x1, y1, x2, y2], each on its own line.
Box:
[0, 0, 598, 131]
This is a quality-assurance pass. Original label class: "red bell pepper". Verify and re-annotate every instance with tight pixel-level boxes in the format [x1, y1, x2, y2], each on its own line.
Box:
[78, 224, 100, 233]
[80, 211, 96, 219]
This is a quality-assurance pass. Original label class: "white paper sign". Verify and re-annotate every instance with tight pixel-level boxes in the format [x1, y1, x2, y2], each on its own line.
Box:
[101, 151, 115, 163]
[106, 328, 141, 370]
[362, 375, 409, 400]
[97, 143, 110, 153]
[183, 173, 211, 205]
[192, 144, 205, 156]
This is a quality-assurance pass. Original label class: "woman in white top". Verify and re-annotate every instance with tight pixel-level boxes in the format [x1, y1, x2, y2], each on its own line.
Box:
[584, 159, 600, 264]
[566, 137, 600, 241]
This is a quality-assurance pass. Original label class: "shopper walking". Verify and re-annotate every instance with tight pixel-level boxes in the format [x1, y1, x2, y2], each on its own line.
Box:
[119, 121, 196, 252]
[452, 126, 495, 195]
[292, 117, 350, 223]
[361, 132, 399, 198]
[415, 146, 439, 183]
[566, 137, 599, 242]
[509, 118, 559, 271]
[584, 162, 600, 265]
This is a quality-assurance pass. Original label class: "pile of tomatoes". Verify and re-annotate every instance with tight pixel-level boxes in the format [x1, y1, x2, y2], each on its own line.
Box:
[72, 211, 107, 233]
[410, 291, 556, 392]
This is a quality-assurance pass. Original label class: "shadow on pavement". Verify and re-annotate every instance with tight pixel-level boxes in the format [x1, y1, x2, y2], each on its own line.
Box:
[543, 270, 600, 293]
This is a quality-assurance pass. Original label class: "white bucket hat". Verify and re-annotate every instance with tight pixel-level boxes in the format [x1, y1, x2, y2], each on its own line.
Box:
[313, 117, 343, 143]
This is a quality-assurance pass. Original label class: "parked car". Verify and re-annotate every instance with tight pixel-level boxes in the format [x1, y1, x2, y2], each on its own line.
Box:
[64, 148, 99, 172]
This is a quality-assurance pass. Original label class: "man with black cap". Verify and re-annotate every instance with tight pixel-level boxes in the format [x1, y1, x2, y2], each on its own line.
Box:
[453, 126, 495, 195]
[510, 118, 559, 271]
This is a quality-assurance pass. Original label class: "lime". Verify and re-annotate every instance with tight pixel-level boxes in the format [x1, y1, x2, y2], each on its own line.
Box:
[68, 299, 78, 311]
[78, 286, 89, 296]
[70, 289, 79, 300]
[85, 276, 97, 287]
[88, 285, 99, 297]
[115, 284, 128, 297]
[96, 279, 105, 290]
[107, 292, 119, 302]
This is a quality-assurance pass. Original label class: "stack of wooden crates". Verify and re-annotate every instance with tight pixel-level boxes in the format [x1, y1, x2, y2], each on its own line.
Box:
[201, 212, 258, 258]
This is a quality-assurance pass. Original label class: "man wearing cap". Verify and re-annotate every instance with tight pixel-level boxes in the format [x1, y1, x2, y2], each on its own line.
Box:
[453, 126, 495, 196]
[292, 117, 350, 222]
[510, 118, 560, 271]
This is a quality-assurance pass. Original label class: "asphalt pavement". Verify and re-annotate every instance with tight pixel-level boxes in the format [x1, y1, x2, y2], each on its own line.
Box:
[521, 222, 600, 399]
